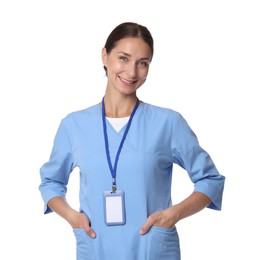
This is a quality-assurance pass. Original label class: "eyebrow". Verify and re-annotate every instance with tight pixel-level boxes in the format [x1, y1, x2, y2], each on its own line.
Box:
[117, 51, 151, 61]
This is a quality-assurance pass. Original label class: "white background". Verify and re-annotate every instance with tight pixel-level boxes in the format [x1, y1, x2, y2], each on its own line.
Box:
[0, 0, 254, 259]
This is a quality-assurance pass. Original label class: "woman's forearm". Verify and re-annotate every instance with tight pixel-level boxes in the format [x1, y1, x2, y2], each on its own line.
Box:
[47, 196, 77, 223]
[173, 191, 211, 221]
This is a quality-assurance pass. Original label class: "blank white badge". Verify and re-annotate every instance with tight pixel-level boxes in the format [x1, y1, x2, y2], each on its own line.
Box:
[103, 190, 126, 225]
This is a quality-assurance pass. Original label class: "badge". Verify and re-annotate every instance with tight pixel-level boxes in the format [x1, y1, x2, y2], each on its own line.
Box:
[103, 190, 126, 225]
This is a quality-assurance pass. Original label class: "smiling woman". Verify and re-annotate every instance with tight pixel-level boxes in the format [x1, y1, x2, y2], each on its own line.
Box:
[102, 37, 151, 114]
[102, 23, 153, 109]
[38, 22, 225, 260]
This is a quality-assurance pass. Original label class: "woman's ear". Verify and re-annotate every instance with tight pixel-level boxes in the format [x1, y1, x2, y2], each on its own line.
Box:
[102, 47, 107, 66]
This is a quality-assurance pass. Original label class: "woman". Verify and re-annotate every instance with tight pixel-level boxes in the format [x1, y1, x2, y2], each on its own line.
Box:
[39, 22, 225, 260]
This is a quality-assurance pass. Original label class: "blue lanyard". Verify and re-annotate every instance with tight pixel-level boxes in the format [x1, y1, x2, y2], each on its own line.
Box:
[102, 97, 139, 192]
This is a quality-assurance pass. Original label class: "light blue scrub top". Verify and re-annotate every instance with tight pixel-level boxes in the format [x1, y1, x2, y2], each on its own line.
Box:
[39, 102, 225, 259]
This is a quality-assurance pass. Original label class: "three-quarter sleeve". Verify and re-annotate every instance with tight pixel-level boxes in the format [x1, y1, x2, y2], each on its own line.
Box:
[39, 120, 74, 214]
[171, 112, 225, 210]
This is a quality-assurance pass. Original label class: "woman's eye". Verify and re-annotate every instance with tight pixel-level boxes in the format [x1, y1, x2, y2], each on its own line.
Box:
[138, 61, 149, 68]
[119, 56, 128, 62]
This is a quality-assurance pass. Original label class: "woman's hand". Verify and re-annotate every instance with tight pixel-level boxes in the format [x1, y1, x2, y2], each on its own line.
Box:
[68, 211, 96, 239]
[48, 196, 96, 239]
[139, 192, 211, 235]
[139, 207, 178, 235]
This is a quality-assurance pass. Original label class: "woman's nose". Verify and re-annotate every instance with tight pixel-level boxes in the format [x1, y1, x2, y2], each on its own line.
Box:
[126, 63, 137, 77]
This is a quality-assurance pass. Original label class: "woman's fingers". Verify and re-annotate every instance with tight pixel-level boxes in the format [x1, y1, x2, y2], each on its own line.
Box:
[81, 213, 96, 239]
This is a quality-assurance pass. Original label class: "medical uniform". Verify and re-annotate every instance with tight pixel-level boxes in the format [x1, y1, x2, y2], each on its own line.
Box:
[39, 102, 225, 260]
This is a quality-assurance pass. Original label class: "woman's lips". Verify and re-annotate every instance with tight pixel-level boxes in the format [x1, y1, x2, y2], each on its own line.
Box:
[119, 75, 138, 85]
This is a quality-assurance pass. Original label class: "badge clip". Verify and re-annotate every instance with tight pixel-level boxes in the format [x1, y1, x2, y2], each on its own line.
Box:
[112, 178, 116, 193]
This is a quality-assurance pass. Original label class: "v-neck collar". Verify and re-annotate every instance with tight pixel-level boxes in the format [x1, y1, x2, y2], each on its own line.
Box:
[97, 101, 144, 137]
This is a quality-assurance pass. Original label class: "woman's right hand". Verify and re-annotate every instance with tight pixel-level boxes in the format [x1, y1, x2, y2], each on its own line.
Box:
[68, 210, 96, 239]
[48, 197, 96, 239]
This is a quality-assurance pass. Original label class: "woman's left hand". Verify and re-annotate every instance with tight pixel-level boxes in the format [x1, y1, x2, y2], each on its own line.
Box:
[139, 207, 179, 235]
[139, 192, 212, 235]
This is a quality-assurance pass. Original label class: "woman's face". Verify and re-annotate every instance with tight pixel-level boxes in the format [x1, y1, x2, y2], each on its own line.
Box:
[102, 37, 152, 96]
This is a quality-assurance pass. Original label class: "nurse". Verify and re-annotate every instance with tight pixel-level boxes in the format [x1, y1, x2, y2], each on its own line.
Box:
[39, 22, 225, 260]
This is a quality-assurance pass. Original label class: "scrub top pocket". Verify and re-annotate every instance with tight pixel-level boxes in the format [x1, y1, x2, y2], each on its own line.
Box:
[147, 226, 180, 260]
[73, 228, 96, 260]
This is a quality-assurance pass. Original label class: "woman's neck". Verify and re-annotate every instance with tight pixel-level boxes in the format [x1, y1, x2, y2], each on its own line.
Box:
[102, 93, 138, 118]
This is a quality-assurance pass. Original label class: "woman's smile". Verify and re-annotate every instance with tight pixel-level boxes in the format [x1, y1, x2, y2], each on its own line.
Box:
[118, 75, 138, 86]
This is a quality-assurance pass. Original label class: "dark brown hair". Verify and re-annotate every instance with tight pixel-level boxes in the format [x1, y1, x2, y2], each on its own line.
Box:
[103, 22, 154, 73]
